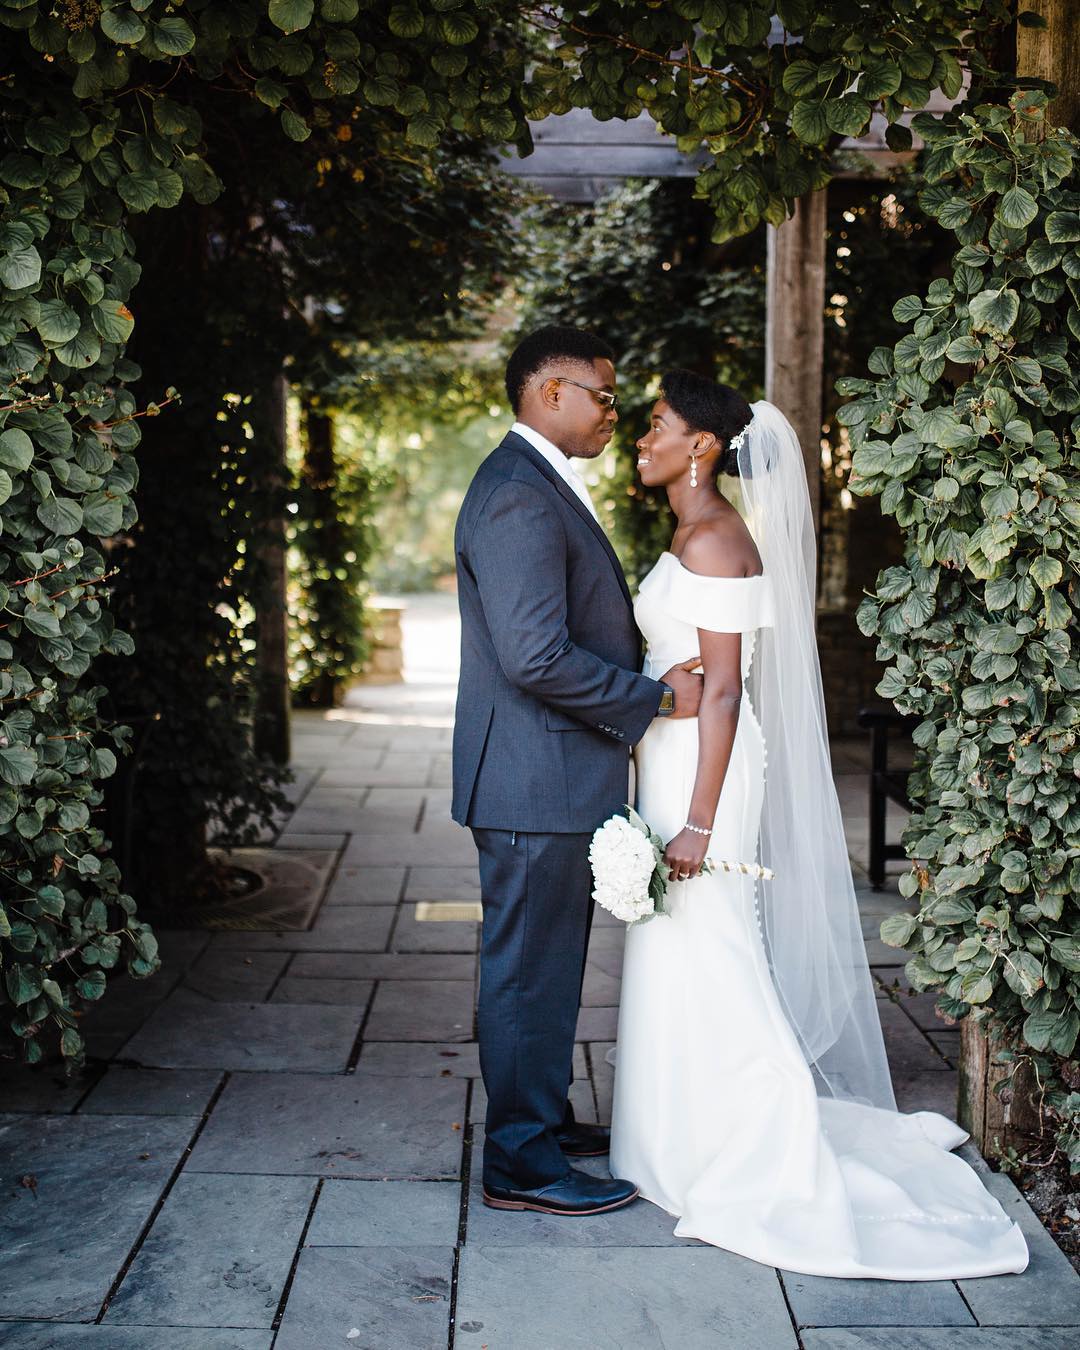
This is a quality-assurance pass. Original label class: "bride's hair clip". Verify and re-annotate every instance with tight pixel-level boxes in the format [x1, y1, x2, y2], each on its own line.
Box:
[729, 421, 752, 453]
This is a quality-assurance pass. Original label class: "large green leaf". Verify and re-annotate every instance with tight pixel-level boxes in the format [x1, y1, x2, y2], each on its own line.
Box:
[791, 99, 829, 145]
[880, 912, 918, 947]
[1030, 555, 1063, 589]
[997, 185, 1038, 230]
[0, 245, 42, 290]
[388, 3, 424, 38]
[280, 109, 311, 142]
[4, 964, 42, 1007]
[54, 326, 101, 369]
[82, 493, 124, 536]
[149, 17, 196, 55]
[117, 171, 159, 212]
[1045, 211, 1080, 244]
[0, 744, 37, 786]
[36, 299, 81, 346]
[92, 300, 135, 344]
[824, 95, 870, 138]
[781, 59, 820, 99]
[269, 0, 314, 32]
[859, 62, 902, 101]
[969, 287, 1019, 334]
[37, 496, 84, 536]
[0, 428, 34, 472]
[442, 11, 479, 44]
[100, 8, 146, 43]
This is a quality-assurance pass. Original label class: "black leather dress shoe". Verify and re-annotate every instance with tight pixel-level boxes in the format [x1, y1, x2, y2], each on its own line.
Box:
[555, 1121, 610, 1157]
[482, 1168, 639, 1216]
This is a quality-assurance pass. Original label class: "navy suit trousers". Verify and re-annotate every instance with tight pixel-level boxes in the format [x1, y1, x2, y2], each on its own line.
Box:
[472, 827, 595, 1190]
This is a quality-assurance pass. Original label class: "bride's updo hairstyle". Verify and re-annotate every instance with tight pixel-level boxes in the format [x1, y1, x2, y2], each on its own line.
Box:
[659, 369, 753, 479]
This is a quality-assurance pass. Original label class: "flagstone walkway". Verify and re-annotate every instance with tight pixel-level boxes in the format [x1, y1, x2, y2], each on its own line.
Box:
[1, 594, 1078, 1348]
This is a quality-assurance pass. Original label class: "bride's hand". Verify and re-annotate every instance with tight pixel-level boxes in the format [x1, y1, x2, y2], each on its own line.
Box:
[664, 829, 710, 883]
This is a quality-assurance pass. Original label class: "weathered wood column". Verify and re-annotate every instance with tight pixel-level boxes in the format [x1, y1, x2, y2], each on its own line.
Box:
[765, 187, 828, 533]
[1016, 0, 1080, 135]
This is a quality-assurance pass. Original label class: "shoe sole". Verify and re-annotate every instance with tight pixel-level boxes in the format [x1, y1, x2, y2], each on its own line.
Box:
[482, 1187, 639, 1216]
[559, 1146, 610, 1157]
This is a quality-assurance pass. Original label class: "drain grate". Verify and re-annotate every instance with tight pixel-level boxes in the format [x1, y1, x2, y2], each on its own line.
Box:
[415, 901, 483, 922]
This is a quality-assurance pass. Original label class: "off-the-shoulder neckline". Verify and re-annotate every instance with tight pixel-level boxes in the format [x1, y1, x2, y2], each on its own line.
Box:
[660, 551, 765, 582]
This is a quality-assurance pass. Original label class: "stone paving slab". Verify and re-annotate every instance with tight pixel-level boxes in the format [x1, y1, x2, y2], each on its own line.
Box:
[873, 998, 952, 1074]
[874, 977, 946, 1033]
[186, 1073, 467, 1179]
[121, 990, 359, 1073]
[289, 951, 476, 982]
[365, 979, 474, 1042]
[801, 1333, 1080, 1349]
[390, 904, 479, 953]
[79, 1068, 222, 1117]
[306, 1179, 460, 1246]
[454, 1246, 798, 1349]
[341, 831, 478, 867]
[957, 1172, 1080, 1325]
[182, 951, 289, 1002]
[270, 977, 375, 1006]
[0, 1329, 272, 1349]
[0, 1063, 96, 1113]
[319, 752, 434, 788]
[207, 905, 395, 953]
[272, 831, 348, 850]
[357, 1041, 482, 1080]
[404, 866, 481, 903]
[323, 864, 406, 906]
[78, 968, 187, 1061]
[780, 1269, 974, 1328]
[581, 967, 621, 1006]
[0, 1114, 197, 1320]
[575, 1005, 618, 1042]
[104, 1172, 314, 1328]
[892, 1069, 959, 1118]
[274, 1245, 453, 1350]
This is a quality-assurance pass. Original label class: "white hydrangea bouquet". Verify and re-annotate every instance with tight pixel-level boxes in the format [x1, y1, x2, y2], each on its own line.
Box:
[589, 806, 774, 926]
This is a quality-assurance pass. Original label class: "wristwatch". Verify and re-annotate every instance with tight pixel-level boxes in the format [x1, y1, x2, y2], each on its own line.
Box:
[657, 682, 675, 716]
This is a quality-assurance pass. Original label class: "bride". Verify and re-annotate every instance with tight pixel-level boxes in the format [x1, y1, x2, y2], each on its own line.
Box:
[609, 369, 1029, 1280]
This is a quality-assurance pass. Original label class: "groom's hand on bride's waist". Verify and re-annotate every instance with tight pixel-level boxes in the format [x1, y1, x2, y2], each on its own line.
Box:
[658, 658, 703, 719]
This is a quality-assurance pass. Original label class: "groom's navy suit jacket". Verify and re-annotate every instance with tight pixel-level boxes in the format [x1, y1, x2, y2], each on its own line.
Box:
[452, 430, 663, 833]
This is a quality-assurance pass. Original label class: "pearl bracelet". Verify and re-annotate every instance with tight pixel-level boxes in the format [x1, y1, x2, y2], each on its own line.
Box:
[684, 822, 711, 836]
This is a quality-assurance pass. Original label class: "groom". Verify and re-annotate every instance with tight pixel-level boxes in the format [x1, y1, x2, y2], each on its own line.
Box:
[452, 326, 703, 1215]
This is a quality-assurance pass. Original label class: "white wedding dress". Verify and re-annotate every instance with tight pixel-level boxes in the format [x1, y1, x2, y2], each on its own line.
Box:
[609, 550, 1029, 1279]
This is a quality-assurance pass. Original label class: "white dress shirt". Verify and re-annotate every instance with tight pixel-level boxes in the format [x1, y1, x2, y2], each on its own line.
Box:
[511, 421, 600, 523]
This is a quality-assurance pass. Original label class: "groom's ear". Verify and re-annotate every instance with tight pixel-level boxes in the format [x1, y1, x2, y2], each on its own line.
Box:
[540, 377, 562, 410]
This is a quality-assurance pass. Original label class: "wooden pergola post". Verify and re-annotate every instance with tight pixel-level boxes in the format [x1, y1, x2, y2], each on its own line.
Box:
[1016, 0, 1080, 135]
[765, 188, 828, 535]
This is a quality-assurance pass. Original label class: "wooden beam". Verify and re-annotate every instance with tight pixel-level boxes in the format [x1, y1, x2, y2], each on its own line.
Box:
[1016, 0, 1080, 135]
[765, 188, 827, 534]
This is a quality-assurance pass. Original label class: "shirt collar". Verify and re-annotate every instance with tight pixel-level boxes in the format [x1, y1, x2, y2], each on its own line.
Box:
[511, 421, 585, 482]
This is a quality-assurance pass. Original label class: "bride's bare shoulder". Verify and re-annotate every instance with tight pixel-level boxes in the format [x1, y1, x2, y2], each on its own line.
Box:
[678, 514, 762, 579]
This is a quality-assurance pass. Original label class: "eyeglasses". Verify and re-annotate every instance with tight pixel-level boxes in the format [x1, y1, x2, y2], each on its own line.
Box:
[554, 376, 618, 411]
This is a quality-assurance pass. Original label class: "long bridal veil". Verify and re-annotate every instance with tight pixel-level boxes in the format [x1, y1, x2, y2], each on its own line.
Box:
[737, 401, 896, 1110]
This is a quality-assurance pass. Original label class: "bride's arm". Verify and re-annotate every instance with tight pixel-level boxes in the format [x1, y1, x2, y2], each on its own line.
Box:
[663, 627, 743, 881]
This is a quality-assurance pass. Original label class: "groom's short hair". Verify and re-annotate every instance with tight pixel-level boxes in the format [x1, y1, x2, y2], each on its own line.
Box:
[505, 326, 614, 414]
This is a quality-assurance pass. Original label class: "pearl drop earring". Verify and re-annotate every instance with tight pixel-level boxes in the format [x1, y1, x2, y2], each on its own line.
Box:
[690, 453, 698, 488]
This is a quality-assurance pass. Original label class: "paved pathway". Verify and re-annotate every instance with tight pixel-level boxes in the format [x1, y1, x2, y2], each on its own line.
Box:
[1, 594, 1078, 1348]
